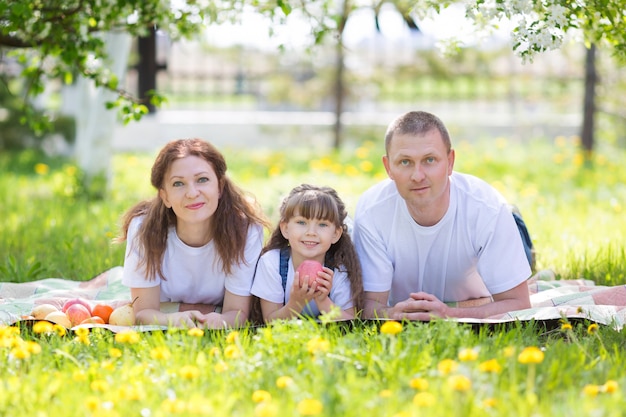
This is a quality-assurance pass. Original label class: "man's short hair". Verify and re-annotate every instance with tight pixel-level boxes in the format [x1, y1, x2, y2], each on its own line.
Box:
[385, 111, 452, 155]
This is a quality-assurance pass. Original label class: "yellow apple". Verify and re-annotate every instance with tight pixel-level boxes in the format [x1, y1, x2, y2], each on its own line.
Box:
[31, 304, 60, 320]
[45, 311, 72, 328]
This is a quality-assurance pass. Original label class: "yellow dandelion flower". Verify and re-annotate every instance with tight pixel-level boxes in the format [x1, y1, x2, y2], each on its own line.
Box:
[115, 330, 140, 344]
[503, 346, 515, 357]
[255, 401, 278, 417]
[120, 384, 145, 401]
[34, 163, 49, 175]
[355, 146, 369, 159]
[179, 365, 200, 380]
[478, 359, 502, 374]
[306, 337, 330, 354]
[448, 375, 472, 392]
[188, 327, 204, 337]
[587, 323, 599, 334]
[458, 348, 478, 362]
[359, 160, 373, 172]
[252, 390, 272, 403]
[517, 346, 544, 364]
[25, 341, 42, 354]
[10, 346, 30, 360]
[109, 347, 122, 358]
[64, 165, 77, 176]
[209, 346, 221, 357]
[214, 361, 228, 373]
[345, 165, 360, 176]
[187, 397, 214, 414]
[53, 324, 66, 336]
[84, 396, 100, 412]
[379, 389, 393, 398]
[392, 412, 411, 417]
[276, 376, 294, 389]
[268, 165, 282, 177]
[552, 153, 564, 165]
[482, 398, 498, 408]
[100, 359, 115, 371]
[161, 398, 187, 413]
[224, 344, 241, 359]
[437, 359, 458, 375]
[90, 379, 110, 392]
[297, 398, 323, 415]
[150, 346, 171, 360]
[413, 392, 436, 407]
[602, 380, 619, 394]
[561, 323, 573, 331]
[33, 321, 54, 334]
[554, 136, 567, 147]
[583, 384, 600, 397]
[226, 331, 240, 344]
[73, 370, 88, 382]
[409, 377, 429, 391]
[573, 152, 584, 167]
[380, 321, 402, 335]
[75, 327, 90, 338]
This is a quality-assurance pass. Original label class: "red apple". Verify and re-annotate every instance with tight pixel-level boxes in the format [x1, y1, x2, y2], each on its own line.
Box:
[296, 260, 324, 286]
[62, 298, 92, 315]
[66, 304, 92, 326]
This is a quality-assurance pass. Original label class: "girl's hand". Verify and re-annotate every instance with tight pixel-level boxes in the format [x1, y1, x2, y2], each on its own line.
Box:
[288, 271, 316, 309]
[313, 267, 334, 302]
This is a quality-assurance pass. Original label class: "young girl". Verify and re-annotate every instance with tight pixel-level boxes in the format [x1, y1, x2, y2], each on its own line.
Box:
[251, 184, 364, 322]
[116, 138, 269, 328]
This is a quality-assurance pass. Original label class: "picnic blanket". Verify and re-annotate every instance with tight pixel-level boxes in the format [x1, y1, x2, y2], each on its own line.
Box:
[1, 267, 626, 330]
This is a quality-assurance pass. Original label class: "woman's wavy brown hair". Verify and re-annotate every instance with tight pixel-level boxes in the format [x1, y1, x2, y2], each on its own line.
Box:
[116, 138, 269, 281]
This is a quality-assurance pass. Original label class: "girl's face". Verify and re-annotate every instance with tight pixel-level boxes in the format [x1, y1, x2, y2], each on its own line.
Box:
[159, 155, 221, 240]
[280, 212, 342, 266]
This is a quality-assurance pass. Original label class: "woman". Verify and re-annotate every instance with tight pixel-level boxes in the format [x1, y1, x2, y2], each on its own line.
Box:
[117, 138, 269, 328]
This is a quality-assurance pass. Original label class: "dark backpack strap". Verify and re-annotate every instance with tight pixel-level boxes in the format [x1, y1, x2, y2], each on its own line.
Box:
[279, 247, 290, 304]
[512, 211, 535, 271]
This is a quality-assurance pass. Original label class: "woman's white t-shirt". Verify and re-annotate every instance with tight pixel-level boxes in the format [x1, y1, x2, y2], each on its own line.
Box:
[121, 216, 263, 305]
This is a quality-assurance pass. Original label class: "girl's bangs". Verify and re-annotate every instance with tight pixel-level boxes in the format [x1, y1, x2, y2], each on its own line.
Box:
[285, 190, 340, 224]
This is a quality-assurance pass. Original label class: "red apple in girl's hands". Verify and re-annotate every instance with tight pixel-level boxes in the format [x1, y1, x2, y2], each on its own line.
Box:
[297, 260, 324, 286]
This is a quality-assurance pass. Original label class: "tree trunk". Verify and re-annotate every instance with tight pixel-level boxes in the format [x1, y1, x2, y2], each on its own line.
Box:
[138, 25, 157, 113]
[73, 32, 132, 198]
[581, 43, 597, 159]
[332, 0, 350, 150]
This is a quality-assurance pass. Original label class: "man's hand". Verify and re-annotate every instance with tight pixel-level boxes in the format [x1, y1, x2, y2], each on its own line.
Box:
[388, 292, 450, 321]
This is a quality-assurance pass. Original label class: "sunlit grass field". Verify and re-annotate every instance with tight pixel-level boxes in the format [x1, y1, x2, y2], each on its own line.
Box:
[1, 135, 625, 416]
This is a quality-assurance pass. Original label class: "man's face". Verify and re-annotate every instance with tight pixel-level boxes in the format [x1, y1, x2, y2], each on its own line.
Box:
[382, 129, 455, 220]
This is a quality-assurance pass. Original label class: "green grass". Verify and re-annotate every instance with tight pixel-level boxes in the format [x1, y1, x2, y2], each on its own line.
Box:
[1, 136, 626, 415]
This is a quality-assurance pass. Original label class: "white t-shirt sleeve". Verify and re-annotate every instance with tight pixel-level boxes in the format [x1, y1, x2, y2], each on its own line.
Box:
[328, 269, 355, 310]
[224, 224, 265, 297]
[121, 216, 160, 289]
[250, 249, 285, 304]
[353, 215, 394, 294]
[477, 205, 532, 295]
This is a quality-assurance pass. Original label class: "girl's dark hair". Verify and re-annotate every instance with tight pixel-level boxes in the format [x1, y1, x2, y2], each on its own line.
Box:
[263, 184, 364, 314]
[116, 138, 269, 280]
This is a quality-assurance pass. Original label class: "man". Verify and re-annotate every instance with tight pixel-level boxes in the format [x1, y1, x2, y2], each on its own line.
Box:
[353, 111, 531, 321]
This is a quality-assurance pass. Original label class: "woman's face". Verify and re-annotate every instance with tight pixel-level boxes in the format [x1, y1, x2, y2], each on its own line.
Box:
[159, 155, 221, 237]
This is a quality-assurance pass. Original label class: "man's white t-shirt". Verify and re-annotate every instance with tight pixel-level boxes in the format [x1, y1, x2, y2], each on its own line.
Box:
[251, 248, 354, 317]
[353, 172, 531, 307]
[121, 216, 263, 305]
